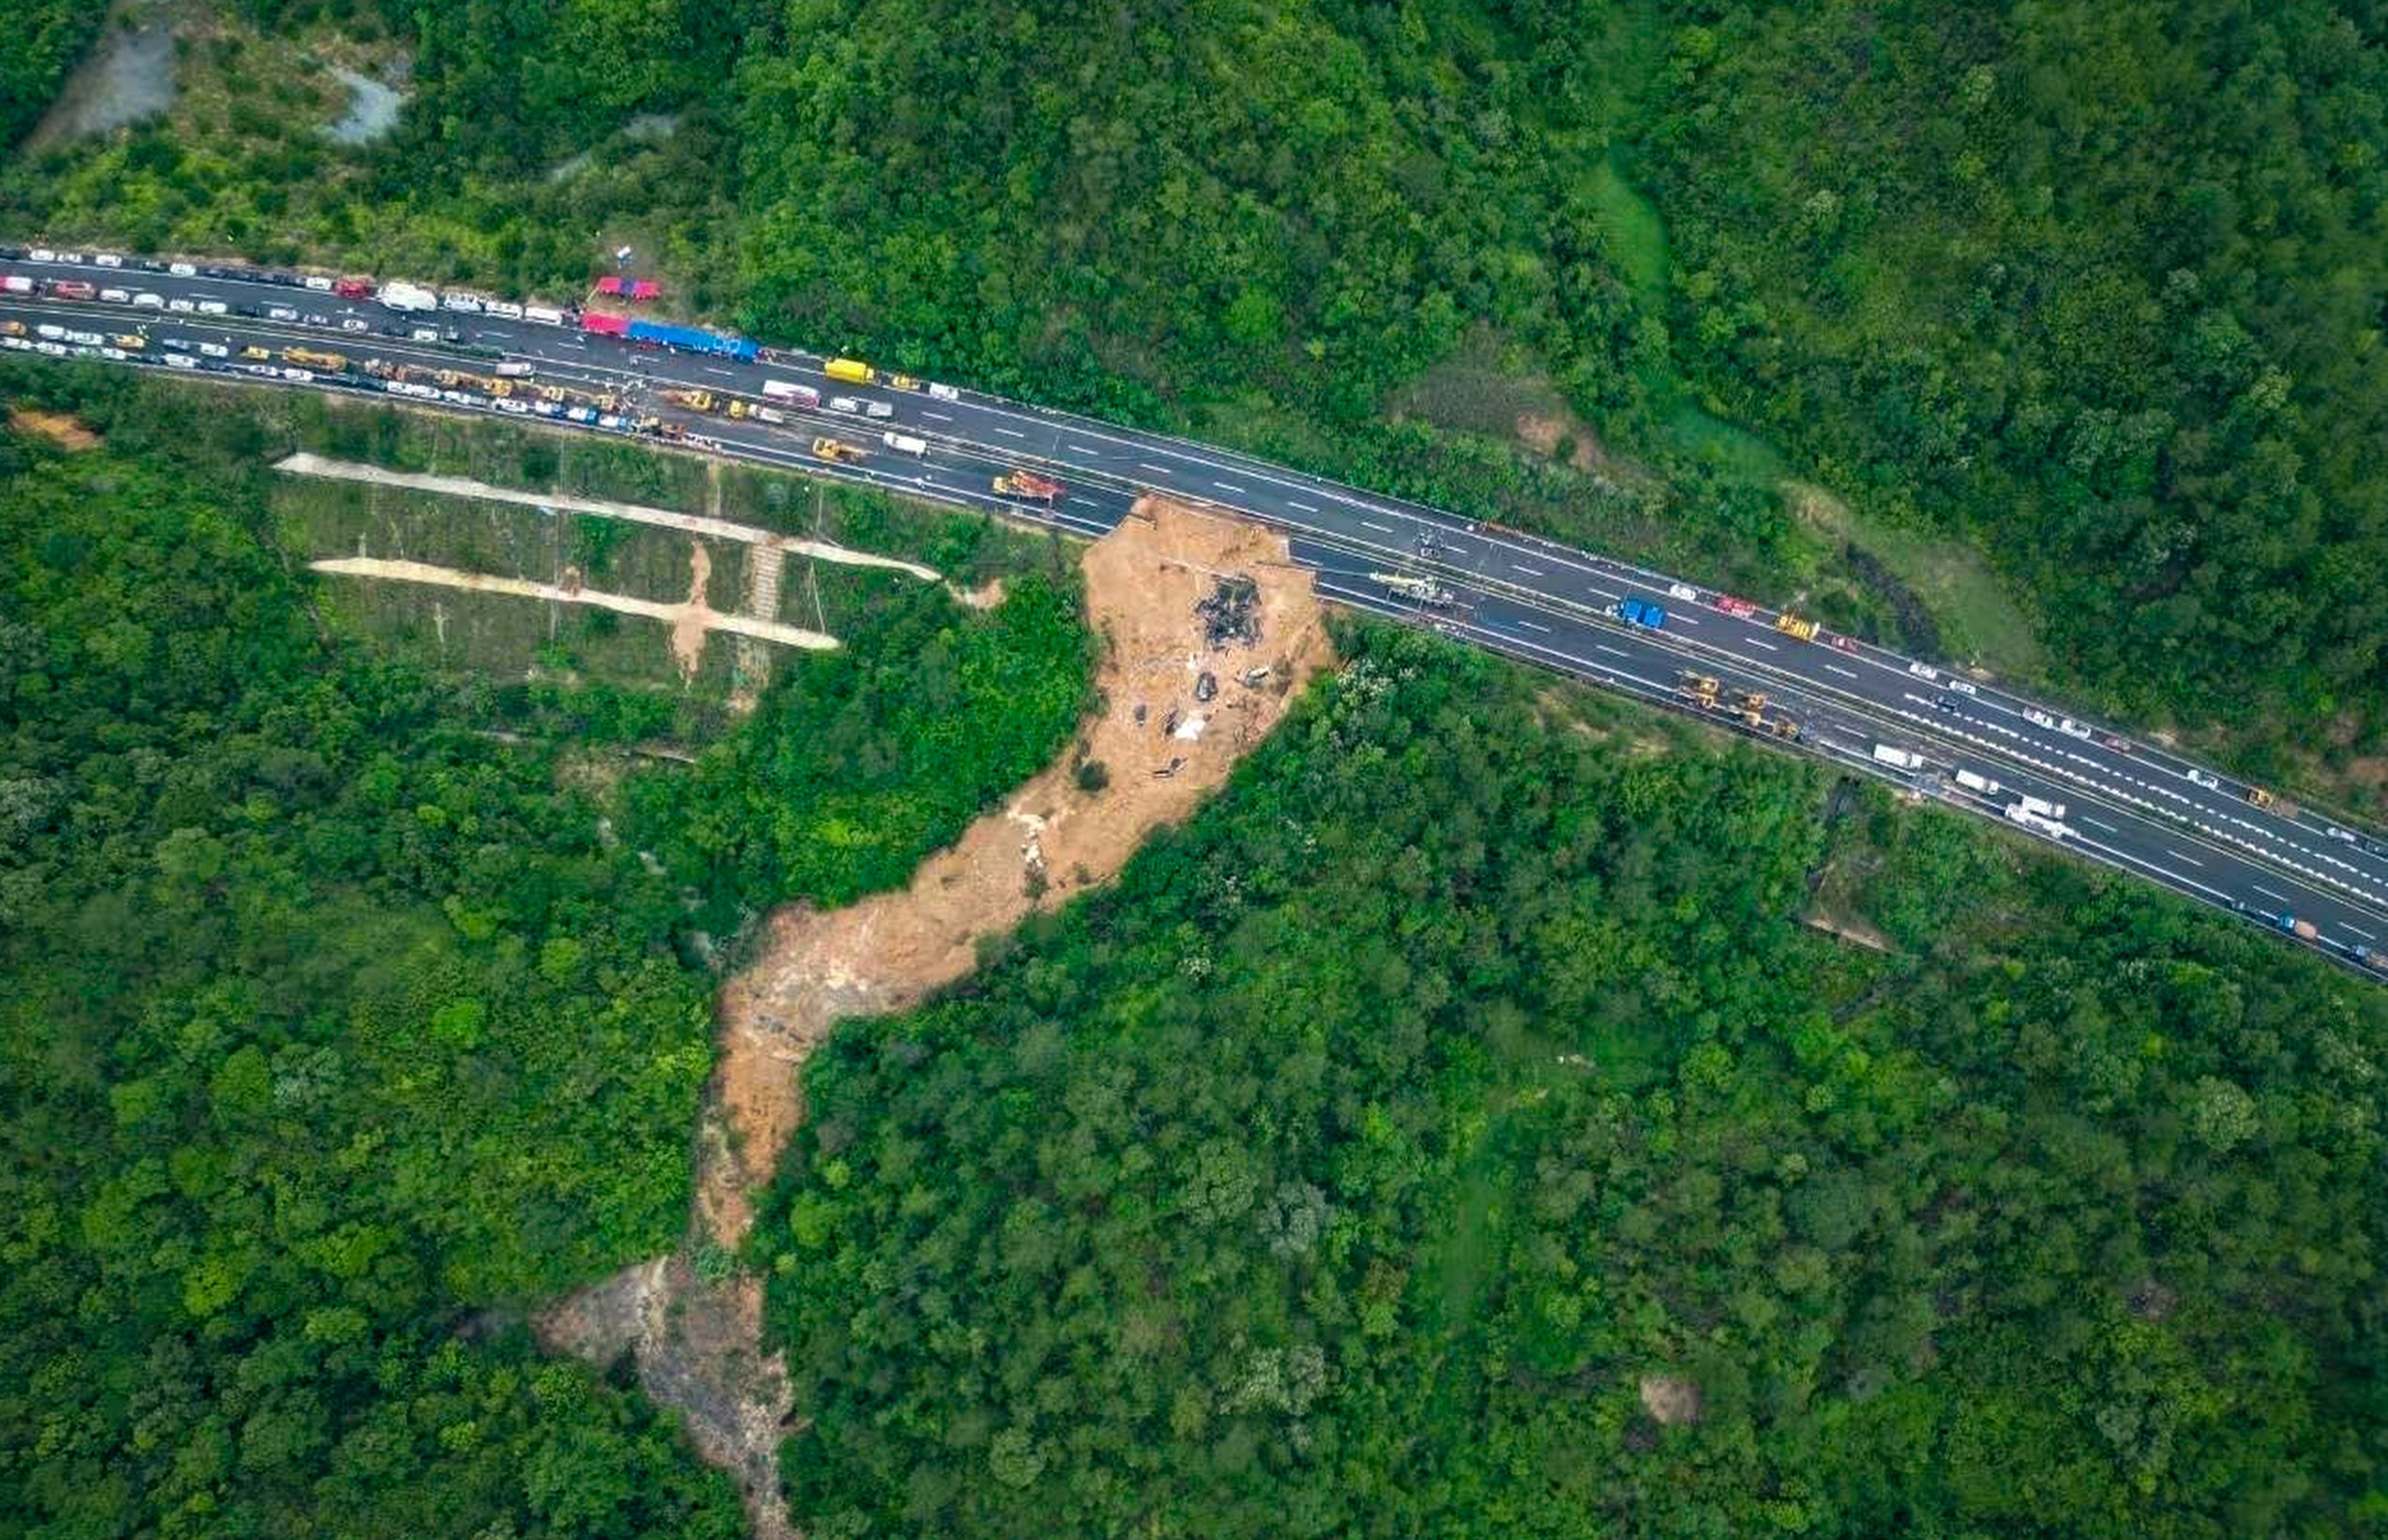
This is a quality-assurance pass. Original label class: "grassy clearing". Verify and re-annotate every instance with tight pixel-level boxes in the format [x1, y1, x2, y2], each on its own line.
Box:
[276, 475, 746, 694]
[1790, 482, 2046, 678]
[1587, 152, 1667, 303]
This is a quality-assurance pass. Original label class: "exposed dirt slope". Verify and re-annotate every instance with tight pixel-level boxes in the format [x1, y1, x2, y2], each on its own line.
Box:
[538, 497, 1334, 1539]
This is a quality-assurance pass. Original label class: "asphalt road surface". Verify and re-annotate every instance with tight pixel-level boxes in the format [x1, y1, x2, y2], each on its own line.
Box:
[5, 248, 2384, 981]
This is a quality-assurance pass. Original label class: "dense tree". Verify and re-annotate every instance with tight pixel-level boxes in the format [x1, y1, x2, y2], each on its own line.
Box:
[759, 621, 2388, 1538]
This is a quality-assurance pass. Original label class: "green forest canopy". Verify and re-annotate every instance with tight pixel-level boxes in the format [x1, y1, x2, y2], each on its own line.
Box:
[761, 622, 2388, 1539]
[0, 365, 1094, 1537]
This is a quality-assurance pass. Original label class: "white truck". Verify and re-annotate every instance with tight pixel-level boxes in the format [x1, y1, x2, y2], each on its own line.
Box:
[2006, 805, 2074, 840]
[762, 379, 820, 408]
[2014, 793, 2067, 821]
[1872, 744, 1924, 771]
[377, 281, 440, 313]
[1953, 769, 2003, 796]
[881, 431, 927, 456]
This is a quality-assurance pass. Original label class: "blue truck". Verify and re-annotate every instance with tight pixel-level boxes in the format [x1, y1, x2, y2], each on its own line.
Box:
[623, 318, 760, 363]
[1612, 596, 1666, 629]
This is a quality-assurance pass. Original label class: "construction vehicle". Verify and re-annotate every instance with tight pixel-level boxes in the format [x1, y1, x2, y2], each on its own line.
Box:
[824, 357, 875, 385]
[727, 401, 788, 425]
[2275, 913, 2320, 942]
[1775, 612, 1820, 642]
[812, 437, 867, 464]
[1372, 571, 1456, 608]
[1731, 687, 1768, 727]
[0, 320, 23, 338]
[1766, 717, 1803, 741]
[111, 334, 145, 350]
[283, 347, 347, 372]
[887, 373, 922, 391]
[993, 469, 1064, 501]
[661, 388, 718, 413]
[1675, 671, 1721, 707]
[2246, 786, 2278, 811]
[240, 345, 273, 362]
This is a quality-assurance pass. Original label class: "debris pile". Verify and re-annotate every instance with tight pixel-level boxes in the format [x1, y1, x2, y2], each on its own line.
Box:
[1196, 575, 1263, 648]
[1194, 671, 1218, 703]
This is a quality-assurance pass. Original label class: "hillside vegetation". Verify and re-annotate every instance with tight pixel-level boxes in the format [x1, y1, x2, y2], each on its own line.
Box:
[1634, 0, 2388, 766]
[0, 363, 1095, 1536]
[760, 623, 2388, 1538]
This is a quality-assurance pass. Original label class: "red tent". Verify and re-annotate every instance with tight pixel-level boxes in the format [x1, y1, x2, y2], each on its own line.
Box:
[630, 279, 662, 301]
[595, 275, 629, 296]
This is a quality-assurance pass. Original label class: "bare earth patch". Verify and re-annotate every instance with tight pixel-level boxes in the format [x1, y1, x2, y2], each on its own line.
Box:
[8, 408, 100, 451]
[1803, 908, 1894, 953]
[537, 497, 1335, 1539]
[1514, 409, 1607, 472]
[1639, 1374, 1704, 1426]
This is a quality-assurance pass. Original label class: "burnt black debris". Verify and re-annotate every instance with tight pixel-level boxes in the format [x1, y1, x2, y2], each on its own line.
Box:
[1195, 575, 1262, 648]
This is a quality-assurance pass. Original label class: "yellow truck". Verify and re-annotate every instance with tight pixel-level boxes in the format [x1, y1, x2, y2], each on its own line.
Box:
[111, 334, 147, 350]
[1774, 612, 1820, 642]
[661, 388, 718, 413]
[823, 357, 875, 386]
[284, 347, 348, 371]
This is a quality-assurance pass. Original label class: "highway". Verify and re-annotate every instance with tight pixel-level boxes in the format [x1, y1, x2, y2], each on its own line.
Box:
[4, 245, 2386, 981]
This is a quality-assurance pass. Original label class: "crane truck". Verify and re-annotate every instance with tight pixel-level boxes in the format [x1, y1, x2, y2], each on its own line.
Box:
[812, 437, 867, 464]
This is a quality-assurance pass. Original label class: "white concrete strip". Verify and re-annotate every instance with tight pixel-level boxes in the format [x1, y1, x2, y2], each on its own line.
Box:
[273, 454, 942, 579]
[311, 558, 837, 650]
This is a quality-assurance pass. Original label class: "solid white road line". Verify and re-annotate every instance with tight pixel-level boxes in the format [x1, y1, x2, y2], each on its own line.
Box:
[1825, 664, 1858, 679]
[1595, 644, 1628, 658]
[923, 411, 952, 422]
[1068, 443, 1100, 454]
[995, 426, 1024, 438]
[1214, 480, 1246, 494]
[2254, 885, 2289, 903]
[1139, 463, 1169, 474]
[1745, 637, 1779, 652]
[2082, 816, 2119, 833]
[1288, 500, 1319, 513]
[1362, 520, 1394, 533]
[1512, 563, 1545, 577]
[1517, 619, 1551, 634]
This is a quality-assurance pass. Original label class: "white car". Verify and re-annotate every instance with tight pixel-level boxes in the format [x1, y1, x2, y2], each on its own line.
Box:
[165, 353, 197, 370]
[170, 262, 198, 278]
[198, 342, 229, 358]
[302, 275, 334, 291]
[1907, 662, 1940, 681]
[197, 300, 227, 315]
[56, 251, 84, 265]
[99, 287, 131, 303]
[1668, 582, 1699, 602]
[2183, 769, 2221, 791]
[132, 292, 164, 308]
[2057, 718, 2094, 740]
[827, 396, 861, 414]
[523, 304, 566, 325]
[34, 324, 64, 339]
[864, 401, 895, 419]
[65, 330, 104, 346]
[484, 300, 523, 320]
[340, 318, 370, 332]
[167, 297, 195, 313]
[0, 336, 28, 352]
[266, 306, 299, 321]
[410, 327, 440, 342]
[1947, 679, 1979, 696]
[2326, 826, 2358, 844]
[27, 248, 55, 262]
[441, 293, 483, 314]
[35, 341, 67, 356]
[927, 382, 960, 402]
[2023, 708, 2057, 729]
[93, 253, 123, 268]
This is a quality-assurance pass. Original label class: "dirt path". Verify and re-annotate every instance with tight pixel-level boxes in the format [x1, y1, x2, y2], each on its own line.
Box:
[310, 556, 836, 656]
[537, 498, 1335, 1539]
[8, 408, 100, 451]
[276, 454, 942, 580]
